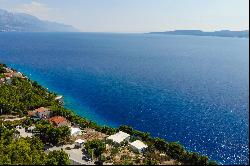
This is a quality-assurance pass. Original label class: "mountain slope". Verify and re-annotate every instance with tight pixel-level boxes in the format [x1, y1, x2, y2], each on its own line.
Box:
[0, 9, 78, 32]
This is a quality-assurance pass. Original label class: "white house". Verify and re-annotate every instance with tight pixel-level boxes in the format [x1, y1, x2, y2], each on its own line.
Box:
[75, 139, 85, 148]
[129, 140, 148, 153]
[71, 127, 82, 136]
[107, 131, 130, 145]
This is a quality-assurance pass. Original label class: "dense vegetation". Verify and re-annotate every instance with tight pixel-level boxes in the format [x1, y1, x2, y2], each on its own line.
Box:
[0, 77, 57, 115]
[0, 63, 217, 165]
[0, 64, 6, 78]
[0, 63, 6, 69]
[34, 120, 71, 145]
[84, 139, 106, 158]
[0, 121, 70, 165]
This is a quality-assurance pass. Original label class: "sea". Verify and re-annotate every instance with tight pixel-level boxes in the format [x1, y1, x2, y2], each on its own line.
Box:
[0, 32, 248, 165]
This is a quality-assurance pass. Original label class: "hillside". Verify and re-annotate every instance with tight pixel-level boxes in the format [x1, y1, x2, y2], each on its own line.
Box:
[0, 9, 77, 32]
[0, 63, 217, 165]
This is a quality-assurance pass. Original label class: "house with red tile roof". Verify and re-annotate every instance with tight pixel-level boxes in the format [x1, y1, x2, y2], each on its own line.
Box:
[35, 107, 50, 119]
[49, 116, 70, 127]
[4, 73, 13, 78]
[4, 71, 25, 79]
[27, 107, 50, 119]
[27, 110, 37, 117]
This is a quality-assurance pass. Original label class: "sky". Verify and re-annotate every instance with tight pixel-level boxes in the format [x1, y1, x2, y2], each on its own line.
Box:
[0, 0, 249, 32]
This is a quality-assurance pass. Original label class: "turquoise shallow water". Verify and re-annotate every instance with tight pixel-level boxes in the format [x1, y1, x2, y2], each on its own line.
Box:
[0, 32, 249, 164]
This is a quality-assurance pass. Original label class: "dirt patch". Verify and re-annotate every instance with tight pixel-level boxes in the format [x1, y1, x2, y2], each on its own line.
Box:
[75, 128, 107, 141]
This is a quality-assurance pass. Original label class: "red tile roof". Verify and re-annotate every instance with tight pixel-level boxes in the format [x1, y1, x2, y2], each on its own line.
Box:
[35, 107, 49, 113]
[49, 116, 68, 124]
[4, 73, 13, 77]
[27, 111, 37, 117]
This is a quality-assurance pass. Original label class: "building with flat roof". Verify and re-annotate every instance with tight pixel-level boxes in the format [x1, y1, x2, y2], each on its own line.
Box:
[71, 127, 82, 136]
[106, 131, 130, 145]
[75, 139, 85, 148]
[129, 140, 148, 153]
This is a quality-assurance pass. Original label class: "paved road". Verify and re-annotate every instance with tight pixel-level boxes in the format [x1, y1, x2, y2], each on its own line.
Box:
[16, 128, 33, 138]
[47, 144, 95, 165]
[4, 117, 26, 122]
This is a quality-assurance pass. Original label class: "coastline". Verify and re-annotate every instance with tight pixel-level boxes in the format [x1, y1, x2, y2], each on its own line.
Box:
[5, 62, 114, 127]
[0, 62, 218, 165]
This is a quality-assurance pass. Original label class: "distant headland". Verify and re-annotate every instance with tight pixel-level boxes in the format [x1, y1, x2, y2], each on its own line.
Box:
[0, 8, 78, 32]
[149, 30, 249, 38]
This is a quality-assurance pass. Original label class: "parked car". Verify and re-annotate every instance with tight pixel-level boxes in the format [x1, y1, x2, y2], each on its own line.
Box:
[82, 156, 91, 161]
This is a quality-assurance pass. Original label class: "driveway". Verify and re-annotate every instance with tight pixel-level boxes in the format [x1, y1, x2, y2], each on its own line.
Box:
[47, 144, 95, 165]
[3, 117, 26, 122]
[16, 128, 33, 138]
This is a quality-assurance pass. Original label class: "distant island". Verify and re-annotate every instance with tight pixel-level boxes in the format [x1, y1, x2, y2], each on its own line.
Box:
[0, 9, 78, 32]
[149, 30, 249, 38]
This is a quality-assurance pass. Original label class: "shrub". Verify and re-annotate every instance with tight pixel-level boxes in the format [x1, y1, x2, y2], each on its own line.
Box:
[84, 139, 106, 158]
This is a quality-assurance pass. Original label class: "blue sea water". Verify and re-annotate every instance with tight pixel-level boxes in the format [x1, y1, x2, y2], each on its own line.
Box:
[0, 32, 248, 165]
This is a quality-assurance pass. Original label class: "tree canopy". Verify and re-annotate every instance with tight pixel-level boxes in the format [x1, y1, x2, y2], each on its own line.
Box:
[0, 125, 70, 165]
[34, 120, 70, 145]
[0, 78, 57, 115]
[0, 64, 217, 165]
[84, 139, 106, 158]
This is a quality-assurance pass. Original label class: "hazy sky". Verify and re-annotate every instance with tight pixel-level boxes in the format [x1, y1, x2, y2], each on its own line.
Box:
[0, 0, 249, 32]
